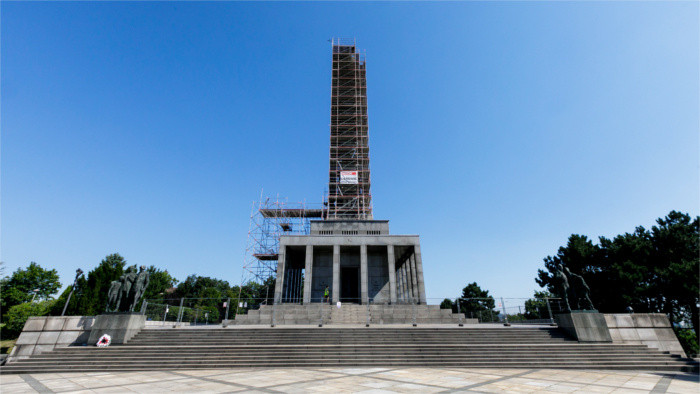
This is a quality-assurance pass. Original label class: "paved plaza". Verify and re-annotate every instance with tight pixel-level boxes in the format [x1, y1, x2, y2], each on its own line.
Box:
[1, 368, 698, 393]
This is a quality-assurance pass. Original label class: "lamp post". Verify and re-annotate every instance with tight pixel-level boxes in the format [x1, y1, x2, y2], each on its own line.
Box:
[61, 268, 84, 316]
[30, 289, 40, 302]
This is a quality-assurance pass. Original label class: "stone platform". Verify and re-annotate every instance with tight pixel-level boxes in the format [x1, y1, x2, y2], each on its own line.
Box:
[227, 303, 475, 325]
[2, 326, 697, 373]
[3, 367, 698, 393]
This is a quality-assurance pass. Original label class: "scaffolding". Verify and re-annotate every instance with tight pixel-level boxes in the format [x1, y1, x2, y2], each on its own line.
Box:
[326, 38, 373, 220]
[239, 39, 374, 289]
[240, 193, 324, 286]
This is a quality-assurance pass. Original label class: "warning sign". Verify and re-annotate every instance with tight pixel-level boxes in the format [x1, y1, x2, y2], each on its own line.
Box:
[340, 171, 358, 184]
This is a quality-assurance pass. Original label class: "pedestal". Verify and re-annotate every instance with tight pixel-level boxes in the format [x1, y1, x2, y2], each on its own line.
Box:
[87, 313, 145, 345]
[555, 311, 612, 342]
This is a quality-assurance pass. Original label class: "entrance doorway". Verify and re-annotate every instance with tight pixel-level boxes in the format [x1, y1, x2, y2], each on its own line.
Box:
[340, 267, 359, 303]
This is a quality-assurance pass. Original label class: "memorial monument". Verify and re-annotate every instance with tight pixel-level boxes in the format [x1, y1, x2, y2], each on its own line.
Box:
[87, 265, 150, 345]
[272, 39, 425, 307]
[552, 264, 611, 342]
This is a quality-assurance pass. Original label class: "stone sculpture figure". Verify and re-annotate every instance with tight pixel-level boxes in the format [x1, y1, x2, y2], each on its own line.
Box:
[129, 266, 150, 312]
[566, 268, 595, 310]
[553, 263, 572, 311]
[105, 265, 151, 312]
[118, 266, 138, 310]
[106, 280, 122, 312]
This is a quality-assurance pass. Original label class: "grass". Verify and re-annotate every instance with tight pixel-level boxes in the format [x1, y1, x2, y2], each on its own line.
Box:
[1, 338, 16, 355]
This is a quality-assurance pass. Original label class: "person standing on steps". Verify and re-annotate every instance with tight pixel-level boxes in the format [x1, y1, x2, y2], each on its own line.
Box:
[324, 286, 330, 303]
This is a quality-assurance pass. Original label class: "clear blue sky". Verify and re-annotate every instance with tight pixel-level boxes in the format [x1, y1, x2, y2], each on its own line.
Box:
[2, 2, 698, 302]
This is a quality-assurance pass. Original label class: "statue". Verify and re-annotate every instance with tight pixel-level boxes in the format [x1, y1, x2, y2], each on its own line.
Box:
[553, 263, 572, 311]
[106, 280, 122, 312]
[565, 267, 595, 310]
[118, 266, 138, 310]
[129, 266, 150, 312]
[105, 265, 150, 313]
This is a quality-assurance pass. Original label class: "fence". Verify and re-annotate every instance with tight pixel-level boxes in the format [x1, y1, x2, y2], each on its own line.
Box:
[140, 296, 564, 326]
[141, 298, 237, 325]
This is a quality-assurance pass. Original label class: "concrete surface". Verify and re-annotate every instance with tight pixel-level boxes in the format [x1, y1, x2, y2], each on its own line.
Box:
[1, 368, 697, 393]
[556, 312, 613, 342]
[87, 314, 146, 345]
[605, 313, 687, 358]
[8, 316, 94, 362]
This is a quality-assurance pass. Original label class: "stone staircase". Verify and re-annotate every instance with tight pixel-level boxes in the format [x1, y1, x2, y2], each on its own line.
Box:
[2, 327, 697, 373]
[231, 303, 468, 325]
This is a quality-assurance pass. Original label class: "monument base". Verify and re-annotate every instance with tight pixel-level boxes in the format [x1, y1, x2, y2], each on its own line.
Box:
[555, 311, 612, 342]
[87, 313, 145, 345]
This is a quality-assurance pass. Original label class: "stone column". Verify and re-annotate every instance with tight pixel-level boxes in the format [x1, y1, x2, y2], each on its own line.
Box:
[360, 244, 368, 304]
[387, 245, 397, 304]
[332, 244, 340, 303]
[303, 245, 313, 304]
[414, 243, 427, 304]
[409, 253, 419, 302]
[274, 246, 286, 304]
[400, 261, 408, 303]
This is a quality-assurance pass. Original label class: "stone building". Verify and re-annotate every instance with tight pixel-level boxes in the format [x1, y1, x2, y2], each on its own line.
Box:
[273, 220, 426, 305]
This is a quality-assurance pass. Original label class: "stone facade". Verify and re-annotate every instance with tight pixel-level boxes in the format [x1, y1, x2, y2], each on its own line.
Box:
[274, 220, 426, 305]
[8, 316, 94, 361]
[604, 313, 687, 357]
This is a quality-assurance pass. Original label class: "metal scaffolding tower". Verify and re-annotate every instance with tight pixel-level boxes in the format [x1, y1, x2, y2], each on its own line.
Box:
[240, 39, 373, 287]
[240, 194, 324, 285]
[326, 38, 372, 220]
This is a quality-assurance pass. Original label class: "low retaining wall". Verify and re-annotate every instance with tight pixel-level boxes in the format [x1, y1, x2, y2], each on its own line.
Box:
[604, 313, 686, 357]
[8, 316, 94, 362]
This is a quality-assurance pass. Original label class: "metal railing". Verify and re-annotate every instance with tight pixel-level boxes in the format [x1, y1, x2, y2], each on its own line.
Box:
[140, 296, 564, 327]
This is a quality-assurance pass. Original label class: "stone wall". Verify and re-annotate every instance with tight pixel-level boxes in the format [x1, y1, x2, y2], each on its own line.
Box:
[604, 313, 686, 357]
[311, 247, 333, 302]
[367, 247, 389, 302]
[8, 316, 94, 361]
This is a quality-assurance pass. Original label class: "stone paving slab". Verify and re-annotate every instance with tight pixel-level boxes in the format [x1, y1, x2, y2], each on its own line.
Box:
[1, 368, 697, 393]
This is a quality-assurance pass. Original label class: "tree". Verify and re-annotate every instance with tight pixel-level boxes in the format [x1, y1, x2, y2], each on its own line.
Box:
[535, 211, 699, 354]
[524, 291, 554, 320]
[3, 300, 56, 338]
[71, 253, 126, 316]
[134, 266, 179, 311]
[455, 282, 499, 322]
[1, 262, 61, 320]
[440, 298, 454, 311]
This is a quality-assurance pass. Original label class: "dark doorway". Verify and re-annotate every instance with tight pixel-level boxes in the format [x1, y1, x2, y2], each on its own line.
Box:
[340, 267, 359, 303]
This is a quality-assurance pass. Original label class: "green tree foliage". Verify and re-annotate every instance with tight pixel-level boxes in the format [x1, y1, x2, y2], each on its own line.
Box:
[536, 211, 699, 354]
[455, 282, 499, 321]
[164, 275, 275, 322]
[78, 254, 127, 315]
[49, 276, 88, 316]
[524, 291, 554, 320]
[0, 262, 61, 321]
[440, 298, 454, 310]
[2, 300, 56, 338]
[141, 266, 179, 300]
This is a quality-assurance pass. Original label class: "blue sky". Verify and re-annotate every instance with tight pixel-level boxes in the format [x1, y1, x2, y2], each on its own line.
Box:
[2, 2, 698, 303]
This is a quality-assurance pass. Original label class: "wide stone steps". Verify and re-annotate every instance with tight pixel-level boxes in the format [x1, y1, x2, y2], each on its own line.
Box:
[2, 327, 698, 373]
[233, 304, 465, 325]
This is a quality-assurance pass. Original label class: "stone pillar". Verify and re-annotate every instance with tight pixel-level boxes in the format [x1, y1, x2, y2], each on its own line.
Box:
[274, 246, 286, 303]
[414, 243, 427, 304]
[332, 244, 340, 303]
[360, 244, 368, 304]
[400, 261, 408, 303]
[387, 245, 397, 304]
[303, 245, 313, 304]
[396, 261, 402, 301]
[409, 253, 418, 302]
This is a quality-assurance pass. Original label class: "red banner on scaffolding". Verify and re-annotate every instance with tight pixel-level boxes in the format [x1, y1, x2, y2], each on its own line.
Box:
[340, 171, 358, 184]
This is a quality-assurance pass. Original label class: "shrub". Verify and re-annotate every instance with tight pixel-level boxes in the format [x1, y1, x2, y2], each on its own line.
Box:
[1, 300, 56, 339]
[675, 328, 699, 358]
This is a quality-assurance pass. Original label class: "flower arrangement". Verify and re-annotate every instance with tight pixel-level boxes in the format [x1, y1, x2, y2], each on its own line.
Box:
[96, 334, 112, 347]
